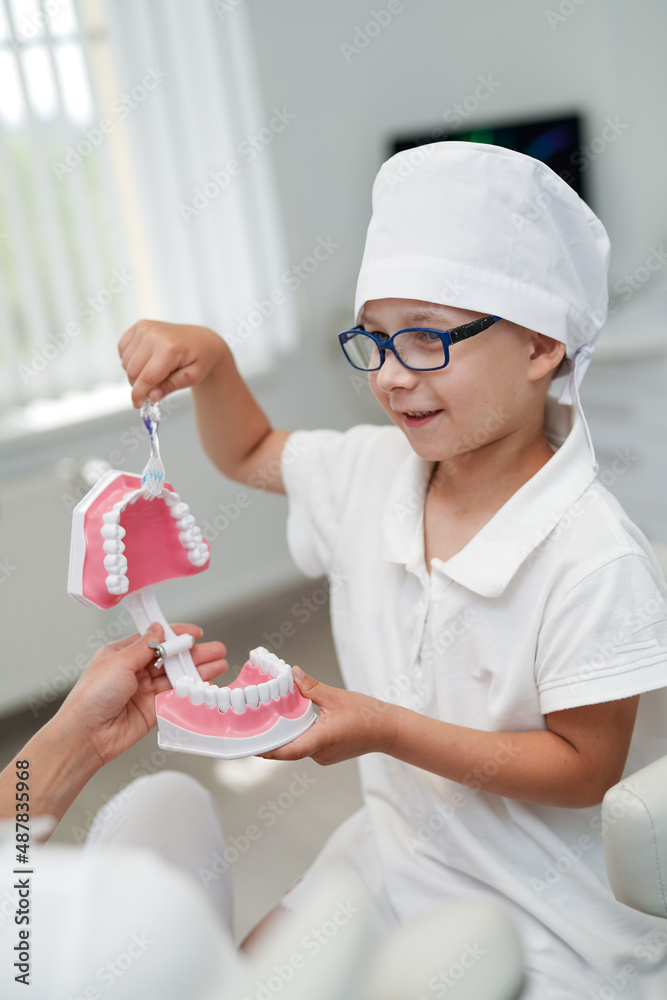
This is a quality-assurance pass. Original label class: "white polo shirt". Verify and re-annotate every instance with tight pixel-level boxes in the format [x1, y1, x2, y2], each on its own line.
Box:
[280, 395, 667, 999]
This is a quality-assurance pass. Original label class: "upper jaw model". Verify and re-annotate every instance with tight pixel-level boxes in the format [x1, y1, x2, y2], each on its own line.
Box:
[68, 470, 315, 758]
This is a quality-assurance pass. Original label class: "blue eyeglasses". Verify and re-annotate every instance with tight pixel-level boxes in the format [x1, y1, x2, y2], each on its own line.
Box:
[338, 315, 502, 372]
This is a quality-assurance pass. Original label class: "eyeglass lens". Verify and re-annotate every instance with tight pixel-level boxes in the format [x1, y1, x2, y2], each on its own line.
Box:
[345, 329, 447, 371]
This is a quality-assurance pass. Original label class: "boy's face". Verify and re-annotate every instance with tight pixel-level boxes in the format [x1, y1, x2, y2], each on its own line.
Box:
[361, 298, 562, 464]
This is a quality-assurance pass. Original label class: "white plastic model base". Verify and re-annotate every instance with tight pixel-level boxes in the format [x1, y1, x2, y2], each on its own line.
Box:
[157, 706, 316, 759]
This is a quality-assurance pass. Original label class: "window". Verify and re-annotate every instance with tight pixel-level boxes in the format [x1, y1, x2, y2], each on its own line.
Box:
[0, 0, 296, 432]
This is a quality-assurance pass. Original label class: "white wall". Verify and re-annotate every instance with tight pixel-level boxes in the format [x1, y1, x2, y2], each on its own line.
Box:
[246, 0, 667, 303]
[1, 0, 666, 714]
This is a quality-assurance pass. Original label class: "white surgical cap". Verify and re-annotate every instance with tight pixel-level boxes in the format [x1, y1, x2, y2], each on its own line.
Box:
[354, 141, 612, 470]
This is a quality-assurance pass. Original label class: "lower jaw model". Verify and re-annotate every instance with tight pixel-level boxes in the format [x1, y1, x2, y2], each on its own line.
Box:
[157, 646, 315, 759]
[68, 470, 315, 759]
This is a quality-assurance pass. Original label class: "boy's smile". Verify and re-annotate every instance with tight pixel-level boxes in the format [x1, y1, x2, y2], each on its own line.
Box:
[401, 409, 443, 427]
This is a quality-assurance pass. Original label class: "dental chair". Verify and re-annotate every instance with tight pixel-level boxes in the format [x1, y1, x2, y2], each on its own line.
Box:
[603, 545, 667, 922]
[602, 752, 667, 920]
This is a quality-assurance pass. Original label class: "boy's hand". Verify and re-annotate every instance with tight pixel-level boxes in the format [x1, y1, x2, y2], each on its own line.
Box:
[259, 668, 398, 765]
[119, 319, 227, 408]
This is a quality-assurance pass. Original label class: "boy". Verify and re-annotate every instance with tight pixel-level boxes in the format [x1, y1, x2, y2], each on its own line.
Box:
[119, 142, 667, 997]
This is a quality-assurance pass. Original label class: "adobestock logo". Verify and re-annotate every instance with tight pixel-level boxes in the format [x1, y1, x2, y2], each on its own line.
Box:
[52, 67, 168, 180]
[17, 268, 134, 385]
[179, 108, 296, 223]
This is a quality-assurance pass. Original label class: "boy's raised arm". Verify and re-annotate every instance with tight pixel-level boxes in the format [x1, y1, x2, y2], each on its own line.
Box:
[119, 319, 290, 494]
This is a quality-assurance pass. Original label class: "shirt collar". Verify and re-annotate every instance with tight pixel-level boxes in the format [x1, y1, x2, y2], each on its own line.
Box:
[380, 395, 598, 597]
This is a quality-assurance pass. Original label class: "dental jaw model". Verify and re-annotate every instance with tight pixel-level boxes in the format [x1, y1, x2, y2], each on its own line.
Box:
[67, 402, 315, 759]
[163, 645, 314, 757]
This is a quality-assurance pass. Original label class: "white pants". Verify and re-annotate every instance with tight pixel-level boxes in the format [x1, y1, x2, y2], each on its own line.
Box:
[84, 770, 235, 939]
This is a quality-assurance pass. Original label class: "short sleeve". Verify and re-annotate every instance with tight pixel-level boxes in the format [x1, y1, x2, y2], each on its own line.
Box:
[535, 553, 667, 713]
[280, 424, 388, 579]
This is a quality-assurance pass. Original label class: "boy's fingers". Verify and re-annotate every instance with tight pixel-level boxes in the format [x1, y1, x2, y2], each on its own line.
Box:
[131, 360, 199, 408]
[153, 363, 200, 402]
[118, 323, 137, 358]
[292, 668, 332, 707]
[130, 361, 174, 408]
[262, 716, 323, 760]
[118, 318, 162, 361]
[120, 335, 155, 384]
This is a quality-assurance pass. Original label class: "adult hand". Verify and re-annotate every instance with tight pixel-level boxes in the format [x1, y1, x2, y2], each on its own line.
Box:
[0, 624, 227, 834]
[259, 667, 397, 766]
[57, 623, 227, 769]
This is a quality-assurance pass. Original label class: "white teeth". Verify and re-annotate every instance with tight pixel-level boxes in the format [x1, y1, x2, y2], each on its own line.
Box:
[103, 538, 124, 555]
[100, 504, 130, 596]
[175, 676, 192, 698]
[188, 547, 209, 567]
[245, 684, 259, 708]
[230, 688, 246, 714]
[100, 487, 208, 598]
[101, 523, 125, 540]
[172, 668, 291, 713]
[159, 497, 208, 565]
[189, 681, 206, 706]
[179, 527, 202, 546]
[247, 648, 293, 699]
[249, 646, 290, 677]
[104, 554, 128, 572]
[101, 509, 129, 596]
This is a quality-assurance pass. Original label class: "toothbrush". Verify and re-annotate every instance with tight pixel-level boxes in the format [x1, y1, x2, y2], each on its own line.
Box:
[140, 399, 165, 499]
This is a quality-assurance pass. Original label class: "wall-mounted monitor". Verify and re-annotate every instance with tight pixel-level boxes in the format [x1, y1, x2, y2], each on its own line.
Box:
[390, 113, 585, 202]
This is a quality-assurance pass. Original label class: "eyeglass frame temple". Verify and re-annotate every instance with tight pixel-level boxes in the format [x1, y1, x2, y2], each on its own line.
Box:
[447, 314, 502, 343]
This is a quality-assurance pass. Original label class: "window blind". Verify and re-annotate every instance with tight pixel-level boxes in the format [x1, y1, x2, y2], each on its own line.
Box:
[0, 0, 297, 425]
